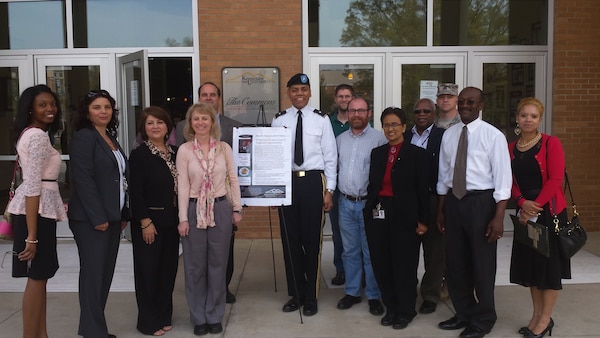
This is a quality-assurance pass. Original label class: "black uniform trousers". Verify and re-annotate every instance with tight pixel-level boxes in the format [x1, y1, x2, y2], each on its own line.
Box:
[419, 193, 446, 302]
[444, 190, 498, 332]
[365, 197, 420, 319]
[131, 223, 180, 335]
[279, 170, 325, 302]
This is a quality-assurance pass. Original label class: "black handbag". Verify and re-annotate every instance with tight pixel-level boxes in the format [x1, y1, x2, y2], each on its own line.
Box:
[552, 172, 587, 258]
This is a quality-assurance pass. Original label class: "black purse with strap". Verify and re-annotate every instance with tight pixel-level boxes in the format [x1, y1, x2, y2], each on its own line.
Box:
[551, 171, 587, 258]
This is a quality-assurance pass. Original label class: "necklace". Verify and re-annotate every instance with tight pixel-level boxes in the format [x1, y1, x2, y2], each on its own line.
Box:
[517, 132, 541, 149]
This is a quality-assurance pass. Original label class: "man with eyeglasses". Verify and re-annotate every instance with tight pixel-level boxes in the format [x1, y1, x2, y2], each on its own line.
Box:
[329, 83, 355, 286]
[435, 83, 461, 129]
[272, 73, 337, 316]
[335, 97, 387, 316]
[436, 87, 511, 338]
[405, 98, 446, 315]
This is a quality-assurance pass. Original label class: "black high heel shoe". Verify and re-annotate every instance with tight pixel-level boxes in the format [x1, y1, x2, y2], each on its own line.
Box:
[518, 326, 532, 335]
[526, 318, 554, 338]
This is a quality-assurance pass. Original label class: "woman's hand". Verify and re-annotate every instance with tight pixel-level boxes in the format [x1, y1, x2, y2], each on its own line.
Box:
[232, 212, 242, 225]
[18, 242, 37, 262]
[142, 224, 157, 244]
[94, 222, 109, 231]
[520, 199, 543, 218]
[416, 222, 428, 236]
[178, 221, 190, 237]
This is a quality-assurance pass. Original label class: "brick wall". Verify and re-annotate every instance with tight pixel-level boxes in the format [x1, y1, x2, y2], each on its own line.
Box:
[553, 0, 600, 231]
[197, 0, 303, 238]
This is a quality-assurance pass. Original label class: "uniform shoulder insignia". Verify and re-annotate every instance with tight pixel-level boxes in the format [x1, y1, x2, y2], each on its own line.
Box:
[275, 110, 287, 118]
[313, 109, 326, 117]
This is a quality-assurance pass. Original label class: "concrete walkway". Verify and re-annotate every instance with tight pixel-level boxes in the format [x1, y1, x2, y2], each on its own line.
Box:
[1, 233, 600, 337]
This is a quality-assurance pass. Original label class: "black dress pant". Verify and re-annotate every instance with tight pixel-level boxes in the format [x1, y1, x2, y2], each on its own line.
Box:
[131, 223, 180, 335]
[365, 197, 420, 319]
[279, 171, 325, 302]
[444, 190, 498, 332]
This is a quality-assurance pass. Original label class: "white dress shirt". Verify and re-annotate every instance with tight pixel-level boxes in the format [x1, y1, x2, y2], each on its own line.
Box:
[410, 124, 433, 149]
[272, 105, 337, 191]
[437, 118, 512, 202]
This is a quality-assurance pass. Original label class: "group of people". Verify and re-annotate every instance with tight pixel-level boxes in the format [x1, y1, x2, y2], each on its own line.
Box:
[8, 83, 242, 338]
[274, 74, 569, 338]
[7, 73, 569, 338]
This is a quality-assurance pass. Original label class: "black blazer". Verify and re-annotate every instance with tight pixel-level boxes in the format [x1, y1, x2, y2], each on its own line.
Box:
[129, 143, 178, 228]
[405, 125, 445, 194]
[68, 127, 129, 226]
[364, 142, 429, 230]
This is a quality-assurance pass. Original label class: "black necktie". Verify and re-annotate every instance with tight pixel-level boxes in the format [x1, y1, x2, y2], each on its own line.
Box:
[452, 126, 468, 199]
[294, 110, 304, 166]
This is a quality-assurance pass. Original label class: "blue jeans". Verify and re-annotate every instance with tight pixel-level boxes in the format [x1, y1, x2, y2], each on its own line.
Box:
[338, 196, 380, 299]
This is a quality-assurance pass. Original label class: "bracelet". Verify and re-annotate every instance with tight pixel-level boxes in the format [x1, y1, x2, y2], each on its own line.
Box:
[517, 195, 525, 201]
[24, 239, 39, 244]
[141, 221, 153, 229]
[233, 210, 243, 214]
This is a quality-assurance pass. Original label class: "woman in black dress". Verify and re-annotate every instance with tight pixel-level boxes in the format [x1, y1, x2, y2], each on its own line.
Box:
[509, 97, 570, 338]
[130, 106, 179, 336]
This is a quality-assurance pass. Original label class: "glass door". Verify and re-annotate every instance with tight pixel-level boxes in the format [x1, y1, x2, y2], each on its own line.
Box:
[118, 50, 150, 155]
[0, 57, 31, 217]
[471, 53, 547, 142]
[309, 54, 384, 127]
[391, 54, 466, 126]
[35, 55, 109, 237]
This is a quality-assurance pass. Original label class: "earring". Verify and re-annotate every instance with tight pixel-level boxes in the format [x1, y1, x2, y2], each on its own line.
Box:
[514, 123, 521, 136]
[28, 112, 32, 115]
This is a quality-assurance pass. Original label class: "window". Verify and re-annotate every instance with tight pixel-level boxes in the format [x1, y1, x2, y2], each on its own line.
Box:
[0, 0, 66, 49]
[74, 0, 193, 48]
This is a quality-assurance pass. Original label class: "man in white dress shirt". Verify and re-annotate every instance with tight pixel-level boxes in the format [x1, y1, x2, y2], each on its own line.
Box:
[436, 87, 512, 338]
[272, 73, 337, 316]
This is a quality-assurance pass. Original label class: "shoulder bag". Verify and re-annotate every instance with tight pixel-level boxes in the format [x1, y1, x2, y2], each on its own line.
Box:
[0, 156, 20, 240]
[552, 171, 587, 258]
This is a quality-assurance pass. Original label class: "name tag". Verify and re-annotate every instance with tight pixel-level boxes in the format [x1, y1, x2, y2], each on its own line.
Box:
[372, 202, 385, 220]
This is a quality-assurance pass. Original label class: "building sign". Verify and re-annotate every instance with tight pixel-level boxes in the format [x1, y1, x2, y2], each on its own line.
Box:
[222, 67, 280, 125]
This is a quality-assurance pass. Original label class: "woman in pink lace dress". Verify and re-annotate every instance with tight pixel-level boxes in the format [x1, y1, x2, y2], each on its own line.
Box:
[8, 84, 67, 337]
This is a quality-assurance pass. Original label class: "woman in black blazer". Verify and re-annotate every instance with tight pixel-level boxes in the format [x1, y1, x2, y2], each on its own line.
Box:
[68, 90, 129, 338]
[364, 107, 429, 330]
[129, 107, 179, 336]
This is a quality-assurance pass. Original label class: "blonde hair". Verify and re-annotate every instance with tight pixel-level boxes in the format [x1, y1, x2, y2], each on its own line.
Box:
[183, 102, 221, 141]
[517, 97, 544, 118]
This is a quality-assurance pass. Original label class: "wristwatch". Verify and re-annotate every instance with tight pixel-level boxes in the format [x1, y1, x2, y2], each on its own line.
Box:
[234, 210, 243, 214]
[326, 189, 334, 194]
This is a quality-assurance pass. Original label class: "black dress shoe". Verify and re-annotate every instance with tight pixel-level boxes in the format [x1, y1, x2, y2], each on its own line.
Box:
[108, 335, 117, 338]
[439, 316, 469, 330]
[331, 272, 345, 285]
[392, 315, 412, 330]
[226, 289, 236, 304]
[368, 299, 384, 316]
[460, 326, 489, 338]
[419, 300, 437, 314]
[337, 295, 361, 309]
[303, 300, 318, 316]
[283, 298, 300, 312]
[207, 323, 223, 334]
[194, 324, 208, 336]
[380, 311, 395, 326]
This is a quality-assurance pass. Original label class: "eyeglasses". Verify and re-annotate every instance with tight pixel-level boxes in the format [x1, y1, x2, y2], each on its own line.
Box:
[413, 109, 433, 114]
[457, 99, 479, 106]
[382, 122, 402, 129]
[348, 108, 369, 115]
[86, 90, 111, 99]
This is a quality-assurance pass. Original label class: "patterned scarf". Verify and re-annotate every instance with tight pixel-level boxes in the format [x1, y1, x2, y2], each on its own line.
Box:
[145, 141, 178, 206]
[193, 138, 218, 228]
